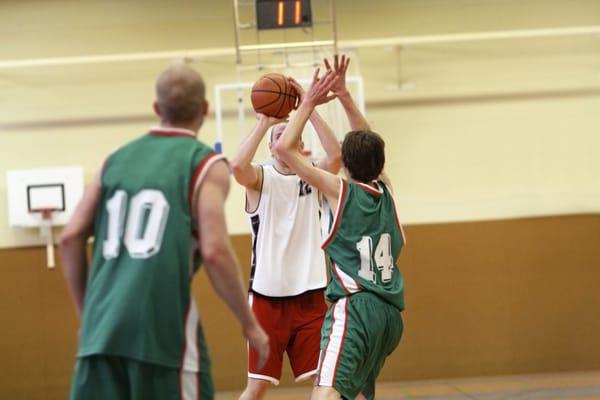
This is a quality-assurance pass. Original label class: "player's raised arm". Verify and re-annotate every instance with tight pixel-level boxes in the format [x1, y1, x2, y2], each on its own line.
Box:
[288, 78, 341, 174]
[274, 69, 341, 210]
[59, 170, 102, 317]
[231, 114, 284, 190]
[195, 159, 269, 368]
[325, 54, 370, 131]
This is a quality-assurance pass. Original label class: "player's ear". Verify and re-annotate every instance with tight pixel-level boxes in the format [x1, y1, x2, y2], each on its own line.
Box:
[202, 100, 209, 117]
[153, 101, 161, 118]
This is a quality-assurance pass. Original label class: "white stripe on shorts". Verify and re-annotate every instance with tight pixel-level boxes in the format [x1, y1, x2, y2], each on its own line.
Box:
[318, 297, 348, 387]
[180, 370, 198, 400]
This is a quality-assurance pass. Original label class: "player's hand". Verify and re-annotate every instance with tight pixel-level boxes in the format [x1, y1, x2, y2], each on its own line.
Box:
[287, 77, 305, 108]
[302, 68, 338, 108]
[324, 54, 350, 95]
[245, 323, 270, 369]
[256, 113, 286, 128]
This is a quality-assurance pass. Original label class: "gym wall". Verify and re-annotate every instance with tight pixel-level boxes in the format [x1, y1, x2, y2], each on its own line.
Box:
[1, 1, 600, 399]
[2, 215, 600, 399]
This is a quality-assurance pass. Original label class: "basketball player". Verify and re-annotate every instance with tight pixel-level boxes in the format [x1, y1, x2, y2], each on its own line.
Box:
[60, 64, 269, 400]
[231, 78, 342, 399]
[274, 55, 406, 400]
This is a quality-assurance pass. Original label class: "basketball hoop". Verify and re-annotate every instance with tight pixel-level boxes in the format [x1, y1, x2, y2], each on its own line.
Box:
[302, 149, 312, 158]
[33, 208, 57, 269]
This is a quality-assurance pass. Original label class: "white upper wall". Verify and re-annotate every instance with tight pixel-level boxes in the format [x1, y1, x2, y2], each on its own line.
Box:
[1, 0, 600, 247]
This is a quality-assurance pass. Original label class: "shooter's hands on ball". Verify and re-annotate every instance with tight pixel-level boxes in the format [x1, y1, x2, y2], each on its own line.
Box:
[255, 112, 286, 128]
[287, 77, 305, 105]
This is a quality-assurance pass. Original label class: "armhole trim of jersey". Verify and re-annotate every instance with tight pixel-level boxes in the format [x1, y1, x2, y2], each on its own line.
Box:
[383, 182, 407, 245]
[321, 178, 347, 250]
[245, 165, 264, 215]
[356, 181, 383, 197]
[188, 152, 228, 208]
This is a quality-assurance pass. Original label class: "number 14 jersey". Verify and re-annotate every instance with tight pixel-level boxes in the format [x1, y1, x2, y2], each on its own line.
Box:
[322, 179, 406, 311]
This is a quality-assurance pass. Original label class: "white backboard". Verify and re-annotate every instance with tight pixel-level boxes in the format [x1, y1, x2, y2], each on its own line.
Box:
[6, 166, 84, 227]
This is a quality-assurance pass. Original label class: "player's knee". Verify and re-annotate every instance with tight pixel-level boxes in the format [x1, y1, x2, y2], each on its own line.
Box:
[239, 379, 270, 400]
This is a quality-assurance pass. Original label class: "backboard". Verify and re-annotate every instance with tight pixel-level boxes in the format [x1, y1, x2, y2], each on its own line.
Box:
[6, 166, 84, 228]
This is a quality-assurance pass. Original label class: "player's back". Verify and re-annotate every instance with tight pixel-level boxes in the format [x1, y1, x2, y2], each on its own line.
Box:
[322, 180, 406, 310]
[79, 128, 221, 370]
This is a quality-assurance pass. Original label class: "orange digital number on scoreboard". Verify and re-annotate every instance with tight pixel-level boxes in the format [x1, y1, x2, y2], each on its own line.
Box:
[256, 0, 313, 30]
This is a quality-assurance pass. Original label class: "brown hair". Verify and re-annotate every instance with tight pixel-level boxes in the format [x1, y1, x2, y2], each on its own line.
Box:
[341, 130, 385, 182]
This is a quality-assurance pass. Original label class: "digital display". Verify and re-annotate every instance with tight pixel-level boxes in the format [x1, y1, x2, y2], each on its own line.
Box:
[256, 0, 313, 30]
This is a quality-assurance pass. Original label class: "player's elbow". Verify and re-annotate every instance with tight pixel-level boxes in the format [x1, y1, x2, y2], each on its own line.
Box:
[59, 227, 79, 250]
[230, 161, 246, 184]
[272, 141, 290, 162]
[329, 151, 342, 172]
[201, 243, 229, 269]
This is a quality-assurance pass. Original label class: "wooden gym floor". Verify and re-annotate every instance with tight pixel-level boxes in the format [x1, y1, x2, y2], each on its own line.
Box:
[217, 370, 600, 399]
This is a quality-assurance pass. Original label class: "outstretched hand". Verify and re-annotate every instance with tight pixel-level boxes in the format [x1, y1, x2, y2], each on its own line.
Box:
[301, 68, 338, 108]
[324, 54, 350, 95]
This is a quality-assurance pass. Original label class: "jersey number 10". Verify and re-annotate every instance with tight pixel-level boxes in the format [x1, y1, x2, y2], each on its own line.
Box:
[103, 189, 170, 260]
[356, 233, 394, 283]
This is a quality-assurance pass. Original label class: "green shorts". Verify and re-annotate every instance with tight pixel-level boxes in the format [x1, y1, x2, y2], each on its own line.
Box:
[70, 354, 214, 400]
[316, 292, 403, 400]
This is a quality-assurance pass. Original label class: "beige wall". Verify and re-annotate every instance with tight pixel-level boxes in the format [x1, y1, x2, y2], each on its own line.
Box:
[1, 1, 600, 398]
[1, 0, 600, 247]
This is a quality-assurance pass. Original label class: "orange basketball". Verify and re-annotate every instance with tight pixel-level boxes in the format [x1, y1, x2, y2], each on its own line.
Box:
[251, 73, 298, 119]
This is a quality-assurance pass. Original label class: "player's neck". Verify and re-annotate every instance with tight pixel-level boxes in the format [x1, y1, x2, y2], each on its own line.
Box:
[159, 121, 200, 136]
[273, 160, 294, 175]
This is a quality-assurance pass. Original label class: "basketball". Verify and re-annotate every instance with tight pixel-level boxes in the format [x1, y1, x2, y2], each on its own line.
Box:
[251, 73, 298, 119]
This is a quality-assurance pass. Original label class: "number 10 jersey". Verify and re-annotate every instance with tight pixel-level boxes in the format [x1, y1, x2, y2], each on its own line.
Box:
[78, 128, 224, 371]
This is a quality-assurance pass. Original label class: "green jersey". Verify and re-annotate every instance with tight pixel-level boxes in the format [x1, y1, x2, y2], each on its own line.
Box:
[78, 127, 225, 371]
[322, 180, 405, 310]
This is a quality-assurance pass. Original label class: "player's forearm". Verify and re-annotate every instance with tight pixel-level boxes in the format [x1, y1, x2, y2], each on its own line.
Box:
[59, 235, 88, 317]
[277, 101, 313, 157]
[230, 121, 269, 182]
[338, 90, 370, 131]
[310, 111, 342, 172]
[204, 249, 257, 332]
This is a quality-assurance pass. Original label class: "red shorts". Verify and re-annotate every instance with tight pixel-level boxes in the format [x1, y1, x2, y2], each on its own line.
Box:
[248, 290, 327, 385]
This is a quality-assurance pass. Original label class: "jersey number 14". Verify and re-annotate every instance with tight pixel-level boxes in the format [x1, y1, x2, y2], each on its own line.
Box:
[356, 234, 394, 283]
[103, 189, 170, 259]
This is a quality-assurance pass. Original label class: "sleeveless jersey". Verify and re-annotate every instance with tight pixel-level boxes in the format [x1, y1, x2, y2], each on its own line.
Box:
[78, 127, 225, 371]
[321, 179, 406, 310]
[248, 164, 327, 297]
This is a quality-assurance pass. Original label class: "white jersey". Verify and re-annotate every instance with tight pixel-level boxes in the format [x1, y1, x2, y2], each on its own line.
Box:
[248, 164, 327, 298]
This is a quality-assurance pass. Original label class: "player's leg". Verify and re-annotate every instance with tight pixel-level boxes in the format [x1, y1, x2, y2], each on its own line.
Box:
[349, 294, 404, 400]
[288, 290, 328, 382]
[125, 358, 213, 400]
[314, 297, 363, 399]
[240, 294, 289, 399]
[311, 385, 343, 399]
[126, 322, 215, 400]
[239, 378, 270, 400]
[70, 355, 128, 400]
[315, 293, 403, 399]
